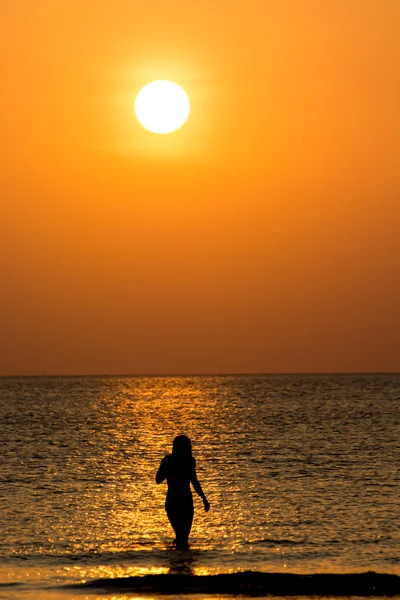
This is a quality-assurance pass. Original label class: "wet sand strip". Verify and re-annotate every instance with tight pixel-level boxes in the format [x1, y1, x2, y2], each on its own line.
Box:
[69, 571, 400, 596]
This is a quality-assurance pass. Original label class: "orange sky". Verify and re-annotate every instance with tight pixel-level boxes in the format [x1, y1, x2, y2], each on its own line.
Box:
[1, 0, 399, 375]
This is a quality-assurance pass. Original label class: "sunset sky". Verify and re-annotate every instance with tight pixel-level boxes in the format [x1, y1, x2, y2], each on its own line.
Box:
[1, 0, 399, 375]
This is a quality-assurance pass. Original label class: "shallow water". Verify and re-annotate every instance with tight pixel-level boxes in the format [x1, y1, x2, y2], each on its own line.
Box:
[1, 374, 399, 598]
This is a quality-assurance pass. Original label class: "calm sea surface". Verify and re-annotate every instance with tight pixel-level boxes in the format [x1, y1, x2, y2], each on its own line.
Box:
[1, 374, 399, 599]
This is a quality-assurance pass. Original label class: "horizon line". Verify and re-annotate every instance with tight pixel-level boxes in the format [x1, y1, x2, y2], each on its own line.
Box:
[1, 371, 400, 378]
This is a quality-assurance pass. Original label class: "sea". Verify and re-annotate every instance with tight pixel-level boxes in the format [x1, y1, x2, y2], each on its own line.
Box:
[1, 374, 399, 599]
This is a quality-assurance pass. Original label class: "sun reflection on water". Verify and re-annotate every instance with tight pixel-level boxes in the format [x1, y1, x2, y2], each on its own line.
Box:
[71, 377, 222, 555]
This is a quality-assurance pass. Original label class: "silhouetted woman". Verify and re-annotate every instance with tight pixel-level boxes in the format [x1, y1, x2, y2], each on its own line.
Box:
[156, 435, 210, 549]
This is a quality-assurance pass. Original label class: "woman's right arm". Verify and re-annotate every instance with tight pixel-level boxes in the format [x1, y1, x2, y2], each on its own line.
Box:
[156, 457, 167, 484]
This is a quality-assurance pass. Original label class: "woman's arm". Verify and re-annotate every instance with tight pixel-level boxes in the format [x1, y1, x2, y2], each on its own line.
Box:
[156, 457, 167, 484]
[191, 464, 210, 512]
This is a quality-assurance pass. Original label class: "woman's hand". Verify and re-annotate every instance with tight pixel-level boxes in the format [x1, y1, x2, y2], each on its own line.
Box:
[203, 497, 210, 512]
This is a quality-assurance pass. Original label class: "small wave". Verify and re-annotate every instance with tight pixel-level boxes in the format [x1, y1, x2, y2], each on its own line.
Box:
[245, 538, 309, 546]
[65, 571, 400, 596]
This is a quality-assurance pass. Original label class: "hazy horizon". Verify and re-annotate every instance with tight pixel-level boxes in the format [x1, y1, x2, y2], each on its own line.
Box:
[1, 371, 400, 378]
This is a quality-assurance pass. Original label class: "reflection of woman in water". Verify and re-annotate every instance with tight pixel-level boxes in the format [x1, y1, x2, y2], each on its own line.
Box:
[156, 435, 210, 549]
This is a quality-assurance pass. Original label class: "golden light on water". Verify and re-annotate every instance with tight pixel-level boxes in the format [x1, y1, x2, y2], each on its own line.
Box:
[3, 373, 399, 597]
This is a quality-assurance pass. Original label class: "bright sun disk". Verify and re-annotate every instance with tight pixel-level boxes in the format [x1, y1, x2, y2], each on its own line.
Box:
[134, 80, 190, 134]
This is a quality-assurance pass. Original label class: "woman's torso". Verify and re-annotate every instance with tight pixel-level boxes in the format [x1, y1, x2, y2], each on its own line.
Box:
[163, 454, 194, 500]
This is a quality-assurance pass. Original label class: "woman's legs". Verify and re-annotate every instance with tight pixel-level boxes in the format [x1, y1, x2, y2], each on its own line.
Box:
[166, 501, 194, 548]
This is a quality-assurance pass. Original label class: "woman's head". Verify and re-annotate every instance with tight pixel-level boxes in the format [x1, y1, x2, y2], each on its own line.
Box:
[172, 435, 192, 459]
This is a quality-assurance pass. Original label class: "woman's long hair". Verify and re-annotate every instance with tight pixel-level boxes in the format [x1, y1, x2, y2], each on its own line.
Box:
[172, 435, 193, 463]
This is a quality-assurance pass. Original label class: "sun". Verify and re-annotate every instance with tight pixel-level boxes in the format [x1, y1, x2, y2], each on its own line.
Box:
[134, 80, 190, 134]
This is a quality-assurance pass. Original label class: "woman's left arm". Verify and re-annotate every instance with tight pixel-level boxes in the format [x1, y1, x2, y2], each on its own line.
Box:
[191, 463, 210, 512]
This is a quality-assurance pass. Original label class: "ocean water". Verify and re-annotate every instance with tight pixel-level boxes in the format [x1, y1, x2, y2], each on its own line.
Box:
[1, 374, 399, 599]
